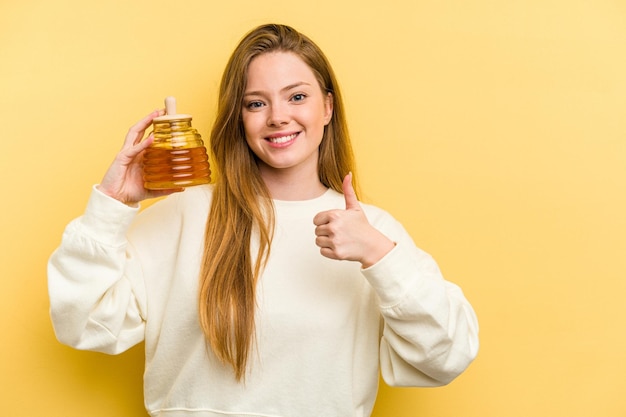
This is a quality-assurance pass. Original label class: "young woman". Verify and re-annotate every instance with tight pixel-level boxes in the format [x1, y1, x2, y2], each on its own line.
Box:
[48, 23, 479, 417]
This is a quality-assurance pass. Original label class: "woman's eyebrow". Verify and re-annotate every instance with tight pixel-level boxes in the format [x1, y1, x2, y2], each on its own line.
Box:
[243, 81, 312, 97]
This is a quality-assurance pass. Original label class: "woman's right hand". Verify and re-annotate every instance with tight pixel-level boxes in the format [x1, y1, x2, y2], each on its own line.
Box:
[97, 109, 183, 206]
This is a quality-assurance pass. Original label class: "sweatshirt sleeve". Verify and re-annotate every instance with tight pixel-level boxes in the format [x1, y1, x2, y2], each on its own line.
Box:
[48, 186, 147, 354]
[361, 216, 479, 387]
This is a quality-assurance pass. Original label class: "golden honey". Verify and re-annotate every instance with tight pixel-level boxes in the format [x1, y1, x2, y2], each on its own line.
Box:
[143, 97, 211, 190]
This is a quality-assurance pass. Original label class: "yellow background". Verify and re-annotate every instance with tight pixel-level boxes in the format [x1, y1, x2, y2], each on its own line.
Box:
[1, 0, 625, 416]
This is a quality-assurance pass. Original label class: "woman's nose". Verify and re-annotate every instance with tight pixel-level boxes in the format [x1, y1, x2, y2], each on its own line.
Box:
[266, 103, 289, 127]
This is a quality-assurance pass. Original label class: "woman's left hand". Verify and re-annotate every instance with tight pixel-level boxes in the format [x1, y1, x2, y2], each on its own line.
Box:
[313, 173, 396, 268]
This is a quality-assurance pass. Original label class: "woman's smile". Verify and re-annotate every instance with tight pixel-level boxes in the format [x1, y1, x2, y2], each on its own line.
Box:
[266, 132, 299, 146]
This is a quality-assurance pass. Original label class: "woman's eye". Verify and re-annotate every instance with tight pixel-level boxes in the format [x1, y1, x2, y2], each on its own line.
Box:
[291, 93, 306, 102]
[246, 101, 264, 110]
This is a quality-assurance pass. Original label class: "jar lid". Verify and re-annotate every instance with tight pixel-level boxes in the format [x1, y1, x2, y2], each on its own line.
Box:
[153, 96, 192, 121]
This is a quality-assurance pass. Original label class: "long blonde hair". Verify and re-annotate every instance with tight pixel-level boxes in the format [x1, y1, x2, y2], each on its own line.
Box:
[199, 23, 357, 381]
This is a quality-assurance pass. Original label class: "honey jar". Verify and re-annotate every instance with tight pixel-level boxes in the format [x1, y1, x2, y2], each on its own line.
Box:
[143, 97, 211, 190]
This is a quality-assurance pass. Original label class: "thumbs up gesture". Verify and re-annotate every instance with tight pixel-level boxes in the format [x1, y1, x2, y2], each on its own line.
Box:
[313, 173, 396, 268]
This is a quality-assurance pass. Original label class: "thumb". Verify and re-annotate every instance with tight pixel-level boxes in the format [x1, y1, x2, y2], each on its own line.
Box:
[342, 172, 359, 210]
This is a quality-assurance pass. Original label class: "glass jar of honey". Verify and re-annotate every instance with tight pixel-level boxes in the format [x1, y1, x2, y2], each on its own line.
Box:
[143, 97, 211, 190]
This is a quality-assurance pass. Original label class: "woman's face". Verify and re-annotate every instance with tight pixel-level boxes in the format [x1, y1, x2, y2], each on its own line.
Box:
[241, 51, 333, 178]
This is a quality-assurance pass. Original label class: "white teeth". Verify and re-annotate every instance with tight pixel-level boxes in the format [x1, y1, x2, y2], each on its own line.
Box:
[268, 133, 297, 144]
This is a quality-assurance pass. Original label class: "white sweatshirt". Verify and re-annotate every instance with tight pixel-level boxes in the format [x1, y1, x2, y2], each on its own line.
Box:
[48, 184, 479, 417]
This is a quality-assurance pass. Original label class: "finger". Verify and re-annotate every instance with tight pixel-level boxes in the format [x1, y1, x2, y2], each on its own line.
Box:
[124, 109, 165, 147]
[313, 211, 330, 226]
[314, 223, 331, 237]
[118, 133, 154, 165]
[133, 132, 154, 152]
[315, 235, 331, 248]
[342, 172, 360, 210]
[315, 236, 336, 255]
[319, 247, 339, 260]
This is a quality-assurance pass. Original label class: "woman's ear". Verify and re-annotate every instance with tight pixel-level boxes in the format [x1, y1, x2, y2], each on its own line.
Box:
[324, 92, 334, 125]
